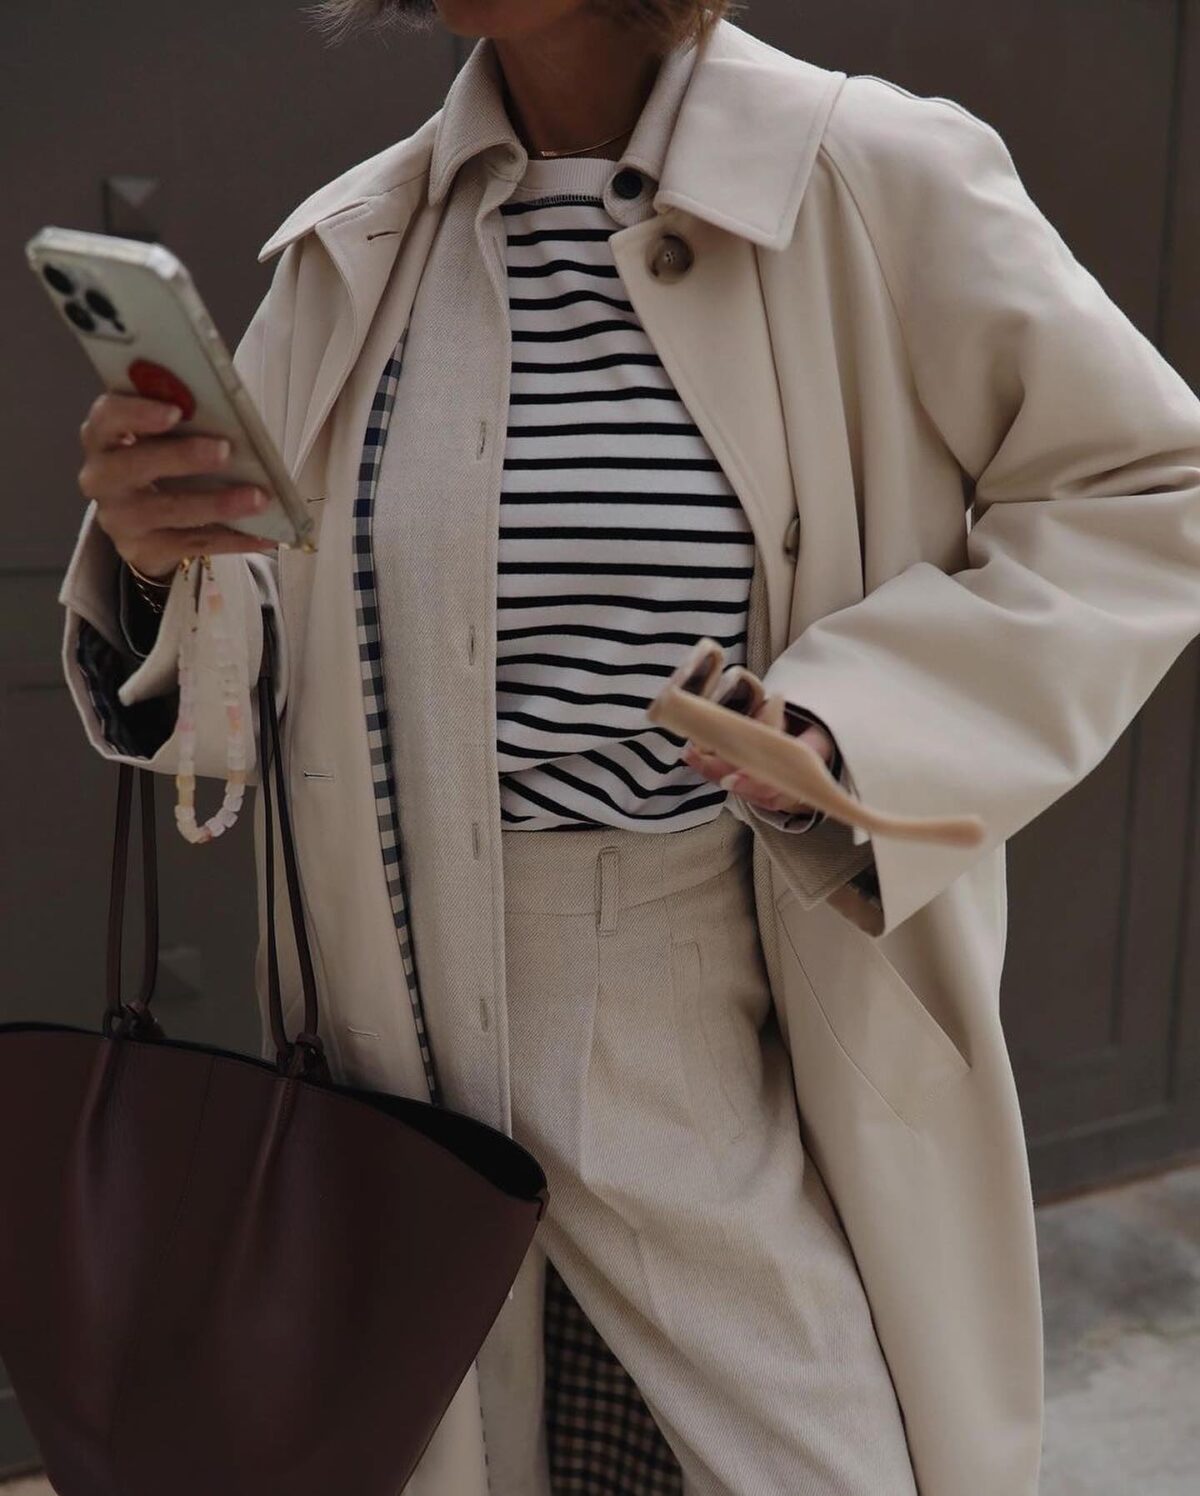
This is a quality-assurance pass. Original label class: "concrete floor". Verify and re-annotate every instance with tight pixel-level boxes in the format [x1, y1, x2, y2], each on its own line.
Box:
[1036, 1162, 1200, 1495]
[4, 1163, 1198, 1494]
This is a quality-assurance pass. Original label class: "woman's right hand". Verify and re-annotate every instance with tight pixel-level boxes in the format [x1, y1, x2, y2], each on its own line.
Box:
[78, 392, 280, 583]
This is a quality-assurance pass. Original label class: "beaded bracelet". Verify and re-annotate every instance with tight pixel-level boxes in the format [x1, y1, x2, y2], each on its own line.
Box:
[173, 554, 248, 844]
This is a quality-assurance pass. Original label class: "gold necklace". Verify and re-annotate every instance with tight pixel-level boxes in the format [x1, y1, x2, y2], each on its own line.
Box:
[527, 120, 639, 159]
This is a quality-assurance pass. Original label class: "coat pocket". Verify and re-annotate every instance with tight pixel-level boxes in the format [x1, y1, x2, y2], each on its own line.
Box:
[773, 886, 969, 1128]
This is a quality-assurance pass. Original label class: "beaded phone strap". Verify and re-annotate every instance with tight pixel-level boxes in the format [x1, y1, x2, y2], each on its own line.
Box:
[174, 554, 249, 844]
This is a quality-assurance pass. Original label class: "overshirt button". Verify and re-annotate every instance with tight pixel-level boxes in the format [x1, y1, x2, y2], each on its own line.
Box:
[613, 167, 643, 200]
[783, 514, 801, 559]
[647, 233, 693, 282]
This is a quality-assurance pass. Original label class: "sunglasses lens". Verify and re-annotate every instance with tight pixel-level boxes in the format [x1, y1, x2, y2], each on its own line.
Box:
[678, 649, 720, 694]
[710, 674, 746, 712]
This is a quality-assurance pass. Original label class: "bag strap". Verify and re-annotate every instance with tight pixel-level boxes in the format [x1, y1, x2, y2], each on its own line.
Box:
[104, 607, 332, 1082]
[257, 611, 329, 1079]
[105, 768, 158, 1017]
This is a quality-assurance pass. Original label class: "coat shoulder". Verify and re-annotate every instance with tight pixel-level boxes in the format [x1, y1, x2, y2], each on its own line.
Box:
[819, 73, 1013, 197]
[256, 112, 440, 263]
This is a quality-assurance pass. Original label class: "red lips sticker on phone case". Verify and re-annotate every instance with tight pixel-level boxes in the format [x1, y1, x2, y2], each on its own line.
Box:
[127, 359, 196, 421]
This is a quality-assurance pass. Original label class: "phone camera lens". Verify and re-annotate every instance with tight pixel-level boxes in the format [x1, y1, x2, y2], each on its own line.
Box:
[85, 289, 119, 321]
[65, 301, 96, 332]
[43, 264, 75, 296]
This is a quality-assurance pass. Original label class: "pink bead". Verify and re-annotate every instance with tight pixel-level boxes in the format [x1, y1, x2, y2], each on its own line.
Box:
[173, 556, 250, 845]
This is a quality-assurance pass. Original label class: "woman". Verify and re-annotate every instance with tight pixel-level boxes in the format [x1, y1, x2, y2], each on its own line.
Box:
[61, 3, 1200, 1494]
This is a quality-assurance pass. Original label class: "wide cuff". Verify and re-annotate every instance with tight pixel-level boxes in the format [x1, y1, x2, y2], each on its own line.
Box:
[75, 617, 177, 759]
[59, 503, 283, 781]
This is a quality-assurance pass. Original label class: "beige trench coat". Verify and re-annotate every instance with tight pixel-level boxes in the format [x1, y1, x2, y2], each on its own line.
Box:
[58, 18, 1200, 1495]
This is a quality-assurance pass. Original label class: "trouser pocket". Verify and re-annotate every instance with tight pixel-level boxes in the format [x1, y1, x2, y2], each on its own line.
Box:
[670, 937, 767, 1149]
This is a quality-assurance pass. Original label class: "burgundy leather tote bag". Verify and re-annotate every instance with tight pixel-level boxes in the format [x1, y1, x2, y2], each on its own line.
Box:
[0, 613, 548, 1496]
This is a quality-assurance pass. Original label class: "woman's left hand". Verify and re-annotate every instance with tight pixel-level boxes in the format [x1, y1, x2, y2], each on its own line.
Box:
[681, 696, 837, 816]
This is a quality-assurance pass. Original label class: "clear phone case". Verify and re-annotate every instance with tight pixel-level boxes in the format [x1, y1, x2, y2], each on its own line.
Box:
[25, 226, 315, 552]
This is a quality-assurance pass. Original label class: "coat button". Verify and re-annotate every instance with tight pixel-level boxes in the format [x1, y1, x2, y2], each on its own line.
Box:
[647, 233, 693, 282]
[783, 513, 800, 559]
[612, 167, 643, 200]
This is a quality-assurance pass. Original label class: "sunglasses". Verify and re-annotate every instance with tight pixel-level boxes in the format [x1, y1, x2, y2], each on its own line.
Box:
[647, 638, 985, 850]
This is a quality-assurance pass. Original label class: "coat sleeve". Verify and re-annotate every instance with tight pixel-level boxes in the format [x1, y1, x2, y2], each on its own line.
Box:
[57, 241, 301, 783]
[759, 81, 1200, 936]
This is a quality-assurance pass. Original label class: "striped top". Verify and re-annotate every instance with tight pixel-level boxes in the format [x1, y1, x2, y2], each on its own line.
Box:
[498, 152, 755, 832]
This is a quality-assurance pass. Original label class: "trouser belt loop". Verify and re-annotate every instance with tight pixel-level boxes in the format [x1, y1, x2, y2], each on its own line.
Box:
[596, 847, 620, 935]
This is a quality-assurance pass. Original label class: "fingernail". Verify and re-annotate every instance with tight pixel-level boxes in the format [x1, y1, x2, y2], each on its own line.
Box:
[214, 439, 231, 461]
[719, 772, 742, 792]
[246, 488, 268, 510]
[163, 405, 183, 425]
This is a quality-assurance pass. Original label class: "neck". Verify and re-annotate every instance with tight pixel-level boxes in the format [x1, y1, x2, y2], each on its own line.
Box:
[492, 16, 664, 162]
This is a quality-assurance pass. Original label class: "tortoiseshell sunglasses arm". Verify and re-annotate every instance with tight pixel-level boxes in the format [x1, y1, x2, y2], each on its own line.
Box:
[649, 639, 985, 850]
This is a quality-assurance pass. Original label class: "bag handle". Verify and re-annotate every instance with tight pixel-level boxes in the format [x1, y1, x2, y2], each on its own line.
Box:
[103, 608, 332, 1083]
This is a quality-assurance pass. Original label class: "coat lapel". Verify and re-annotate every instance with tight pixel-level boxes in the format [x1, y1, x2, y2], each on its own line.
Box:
[609, 210, 800, 656]
[255, 116, 441, 487]
[283, 198, 428, 486]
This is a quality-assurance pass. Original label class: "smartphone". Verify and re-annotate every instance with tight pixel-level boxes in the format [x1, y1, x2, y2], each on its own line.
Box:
[25, 226, 315, 553]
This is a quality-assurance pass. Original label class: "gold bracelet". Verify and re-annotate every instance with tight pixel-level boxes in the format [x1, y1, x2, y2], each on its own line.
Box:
[131, 576, 168, 613]
[127, 558, 175, 590]
[126, 558, 175, 613]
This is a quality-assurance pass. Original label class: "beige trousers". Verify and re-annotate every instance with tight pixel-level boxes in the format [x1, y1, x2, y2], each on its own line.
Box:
[476, 808, 918, 1496]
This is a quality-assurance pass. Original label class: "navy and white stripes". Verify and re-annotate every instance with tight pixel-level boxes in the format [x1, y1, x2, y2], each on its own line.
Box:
[496, 154, 755, 832]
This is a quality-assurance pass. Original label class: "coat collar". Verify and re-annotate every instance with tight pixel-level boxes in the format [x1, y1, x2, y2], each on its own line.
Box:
[425, 23, 698, 211]
[257, 18, 846, 263]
